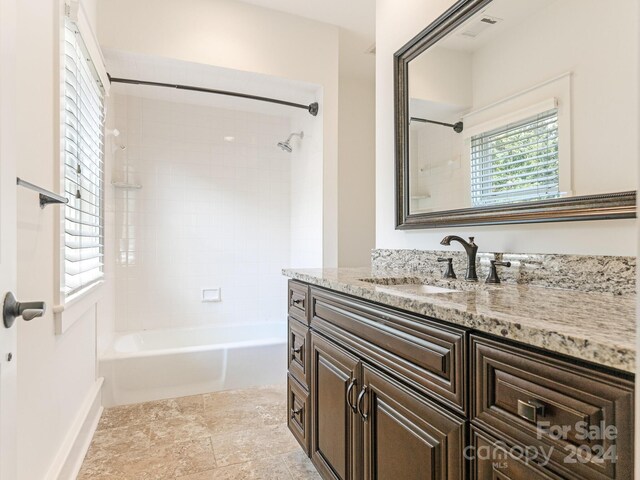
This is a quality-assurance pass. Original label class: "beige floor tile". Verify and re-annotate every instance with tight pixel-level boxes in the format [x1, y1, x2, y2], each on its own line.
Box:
[77, 452, 129, 480]
[282, 450, 322, 480]
[204, 400, 286, 436]
[170, 437, 218, 477]
[174, 394, 205, 415]
[148, 413, 211, 444]
[97, 398, 184, 431]
[79, 386, 314, 480]
[97, 403, 146, 430]
[88, 424, 151, 455]
[177, 456, 293, 480]
[210, 424, 300, 467]
[203, 384, 285, 412]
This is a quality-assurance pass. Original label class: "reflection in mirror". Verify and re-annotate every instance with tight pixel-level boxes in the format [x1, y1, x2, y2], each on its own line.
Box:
[405, 0, 637, 216]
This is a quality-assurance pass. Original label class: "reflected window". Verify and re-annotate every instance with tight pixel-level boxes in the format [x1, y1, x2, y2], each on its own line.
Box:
[470, 109, 559, 207]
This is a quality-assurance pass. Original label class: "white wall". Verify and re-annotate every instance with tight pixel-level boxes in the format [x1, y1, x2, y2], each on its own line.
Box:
[97, 0, 343, 266]
[409, 47, 472, 107]
[111, 94, 301, 331]
[290, 105, 325, 268]
[16, 0, 103, 478]
[376, 0, 637, 256]
[338, 74, 376, 267]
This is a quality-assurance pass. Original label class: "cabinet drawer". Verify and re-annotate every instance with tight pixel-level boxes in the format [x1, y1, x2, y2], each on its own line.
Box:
[289, 280, 309, 324]
[472, 335, 634, 480]
[288, 316, 310, 387]
[287, 374, 310, 455]
[310, 287, 467, 414]
[470, 426, 562, 480]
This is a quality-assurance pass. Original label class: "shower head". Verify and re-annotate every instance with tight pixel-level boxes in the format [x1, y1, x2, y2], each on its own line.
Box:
[277, 131, 304, 153]
[277, 140, 293, 153]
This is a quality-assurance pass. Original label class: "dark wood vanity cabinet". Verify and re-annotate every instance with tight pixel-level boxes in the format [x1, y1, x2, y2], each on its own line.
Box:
[309, 330, 466, 480]
[285, 280, 634, 480]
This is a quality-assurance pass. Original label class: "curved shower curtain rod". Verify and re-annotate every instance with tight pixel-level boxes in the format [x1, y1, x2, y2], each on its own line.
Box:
[107, 74, 319, 116]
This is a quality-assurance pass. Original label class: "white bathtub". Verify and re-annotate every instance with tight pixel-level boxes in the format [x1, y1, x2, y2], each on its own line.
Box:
[99, 322, 287, 406]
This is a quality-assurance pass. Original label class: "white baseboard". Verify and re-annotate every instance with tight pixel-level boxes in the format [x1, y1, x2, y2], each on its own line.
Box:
[45, 377, 104, 480]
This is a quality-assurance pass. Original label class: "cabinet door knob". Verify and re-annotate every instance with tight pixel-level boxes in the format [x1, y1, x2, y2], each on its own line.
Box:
[345, 378, 357, 413]
[356, 385, 368, 421]
[291, 344, 303, 355]
[517, 399, 546, 423]
[291, 406, 303, 417]
[292, 298, 304, 307]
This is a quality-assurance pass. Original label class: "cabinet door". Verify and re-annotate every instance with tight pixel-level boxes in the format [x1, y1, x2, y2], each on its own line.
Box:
[361, 365, 466, 480]
[310, 332, 362, 480]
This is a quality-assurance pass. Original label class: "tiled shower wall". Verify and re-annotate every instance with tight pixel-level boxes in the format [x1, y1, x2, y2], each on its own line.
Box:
[110, 95, 295, 331]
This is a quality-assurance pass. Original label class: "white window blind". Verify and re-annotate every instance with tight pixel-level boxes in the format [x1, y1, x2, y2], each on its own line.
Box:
[63, 19, 105, 297]
[470, 109, 559, 207]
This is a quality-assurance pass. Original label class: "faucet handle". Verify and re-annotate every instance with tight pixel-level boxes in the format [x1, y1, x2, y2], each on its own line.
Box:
[468, 236, 476, 245]
[486, 260, 511, 284]
[437, 257, 457, 279]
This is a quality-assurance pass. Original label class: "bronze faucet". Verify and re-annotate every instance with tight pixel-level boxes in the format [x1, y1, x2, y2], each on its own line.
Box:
[440, 235, 478, 281]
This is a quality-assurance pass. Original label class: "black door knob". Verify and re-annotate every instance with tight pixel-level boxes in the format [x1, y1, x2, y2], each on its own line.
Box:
[3, 292, 46, 328]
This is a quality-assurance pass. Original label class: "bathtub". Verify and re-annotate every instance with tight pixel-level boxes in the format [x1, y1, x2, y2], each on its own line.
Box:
[99, 322, 287, 406]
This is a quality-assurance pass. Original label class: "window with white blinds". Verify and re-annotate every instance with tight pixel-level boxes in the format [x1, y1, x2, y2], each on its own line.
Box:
[470, 109, 559, 207]
[63, 19, 105, 297]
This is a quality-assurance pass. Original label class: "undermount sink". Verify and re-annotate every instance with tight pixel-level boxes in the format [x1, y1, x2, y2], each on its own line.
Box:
[358, 277, 470, 295]
[358, 276, 466, 295]
[385, 284, 460, 295]
[369, 282, 461, 296]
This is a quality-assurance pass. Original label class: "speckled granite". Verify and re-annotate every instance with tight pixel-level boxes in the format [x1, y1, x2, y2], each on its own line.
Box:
[371, 249, 636, 295]
[282, 267, 636, 373]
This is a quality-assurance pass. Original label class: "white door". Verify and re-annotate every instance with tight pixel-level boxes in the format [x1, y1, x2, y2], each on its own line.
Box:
[0, 0, 18, 478]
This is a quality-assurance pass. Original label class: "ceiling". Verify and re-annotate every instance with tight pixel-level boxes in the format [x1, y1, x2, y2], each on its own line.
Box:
[236, 0, 376, 81]
[439, 0, 557, 52]
[236, 0, 375, 40]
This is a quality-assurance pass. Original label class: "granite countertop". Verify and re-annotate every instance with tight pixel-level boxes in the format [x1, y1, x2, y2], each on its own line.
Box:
[283, 267, 636, 374]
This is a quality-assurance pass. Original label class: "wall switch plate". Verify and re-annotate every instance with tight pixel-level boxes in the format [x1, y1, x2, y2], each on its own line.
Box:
[202, 288, 221, 302]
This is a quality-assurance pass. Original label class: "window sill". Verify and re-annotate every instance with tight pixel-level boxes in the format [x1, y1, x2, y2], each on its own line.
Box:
[53, 280, 104, 335]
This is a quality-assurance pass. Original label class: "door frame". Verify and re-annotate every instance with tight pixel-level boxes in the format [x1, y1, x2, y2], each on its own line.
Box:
[0, 0, 19, 477]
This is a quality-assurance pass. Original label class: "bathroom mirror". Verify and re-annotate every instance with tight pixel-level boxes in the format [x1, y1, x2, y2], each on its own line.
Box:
[394, 0, 637, 228]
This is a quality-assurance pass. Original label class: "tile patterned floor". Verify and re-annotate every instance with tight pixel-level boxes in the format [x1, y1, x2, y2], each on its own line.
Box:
[78, 385, 321, 480]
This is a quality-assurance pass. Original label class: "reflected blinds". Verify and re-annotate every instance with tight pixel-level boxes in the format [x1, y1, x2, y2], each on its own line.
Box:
[63, 19, 105, 296]
[470, 109, 559, 207]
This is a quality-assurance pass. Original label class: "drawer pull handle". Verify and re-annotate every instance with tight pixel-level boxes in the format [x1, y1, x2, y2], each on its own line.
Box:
[291, 344, 303, 355]
[291, 406, 303, 417]
[292, 299, 304, 307]
[357, 386, 368, 421]
[517, 399, 546, 423]
[346, 378, 357, 413]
